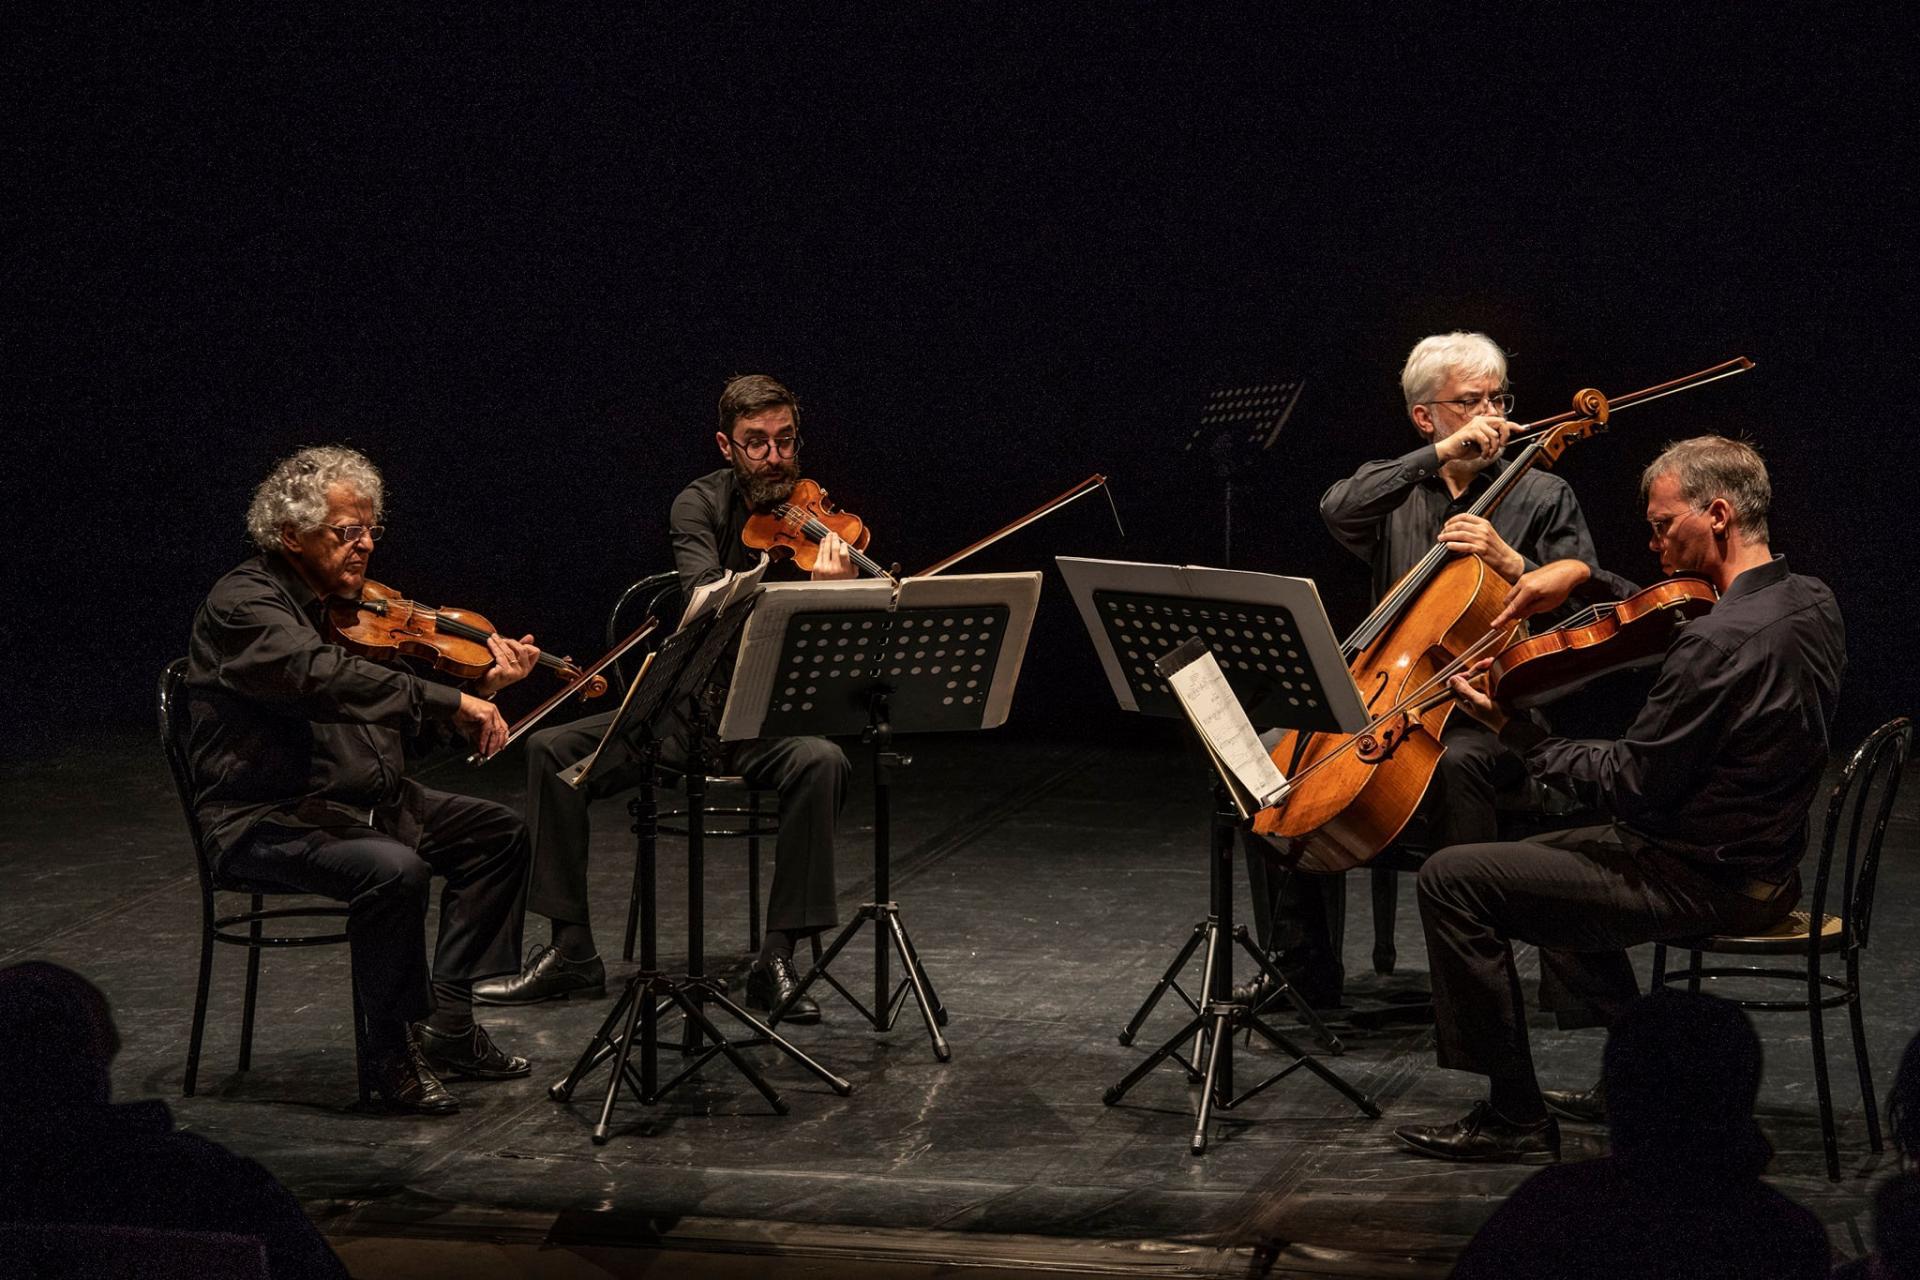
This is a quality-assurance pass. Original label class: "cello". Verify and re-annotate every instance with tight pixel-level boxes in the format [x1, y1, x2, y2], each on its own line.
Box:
[1251, 358, 1752, 872]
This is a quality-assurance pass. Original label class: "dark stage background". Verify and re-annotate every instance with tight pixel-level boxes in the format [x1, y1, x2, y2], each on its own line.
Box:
[10, 7, 1915, 758]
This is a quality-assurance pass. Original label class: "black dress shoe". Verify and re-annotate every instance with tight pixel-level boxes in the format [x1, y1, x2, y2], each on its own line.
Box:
[1394, 1101, 1560, 1163]
[1229, 968, 1344, 1012]
[412, 1021, 532, 1080]
[365, 1029, 459, 1115]
[472, 945, 606, 1006]
[746, 954, 821, 1025]
[1542, 1081, 1608, 1125]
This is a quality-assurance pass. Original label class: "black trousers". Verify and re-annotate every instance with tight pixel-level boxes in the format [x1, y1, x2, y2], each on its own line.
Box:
[1416, 822, 1792, 1084]
[1244, 717, 1520, 986]
[221, 784, 529, 1026]
[524, 708, 849, 938]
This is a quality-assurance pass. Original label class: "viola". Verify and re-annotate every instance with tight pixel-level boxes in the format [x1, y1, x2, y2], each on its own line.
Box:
[1488, 577, 1718, 709]
[741, 478, 894, 579]
[327, 579, 609, 697]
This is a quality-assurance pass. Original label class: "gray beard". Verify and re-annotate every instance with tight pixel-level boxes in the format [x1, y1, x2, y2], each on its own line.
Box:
[737, 461, 799, 510]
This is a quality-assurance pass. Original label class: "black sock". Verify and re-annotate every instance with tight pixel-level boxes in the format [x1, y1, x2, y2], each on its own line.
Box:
[1489, 1074, 1548, 1125]
[551, 919, 597, 962]
[426, 979, 475, 1037]
[757, 929, 795, 967]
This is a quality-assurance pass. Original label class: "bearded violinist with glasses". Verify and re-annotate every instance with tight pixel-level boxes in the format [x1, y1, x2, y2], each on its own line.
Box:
[479, 375, 855, 1024]
[1238, 331, 1632, 1014]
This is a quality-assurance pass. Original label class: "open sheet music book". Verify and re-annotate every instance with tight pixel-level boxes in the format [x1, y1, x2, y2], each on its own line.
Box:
[680, 553, 772, 630]
[1156, 635, 1291, 819]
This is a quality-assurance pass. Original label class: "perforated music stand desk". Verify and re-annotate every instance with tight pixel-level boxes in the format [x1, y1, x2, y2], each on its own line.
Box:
[1057, 555, 1379, 1154]
[719, 572, 1043, 1063]
[548, 590, 851, 1144]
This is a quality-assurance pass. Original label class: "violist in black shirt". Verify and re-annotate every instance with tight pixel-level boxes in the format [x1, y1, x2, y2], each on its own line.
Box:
[186, 446, 541, 1114]
[1394, 434, 1846, 1163]
[476, 374, 856, 1024]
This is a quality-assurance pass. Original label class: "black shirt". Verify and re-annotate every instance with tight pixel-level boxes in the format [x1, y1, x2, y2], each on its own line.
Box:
[1503, 556, 1846, 880]
[184, 552, 462, 862]
[1320, 442, 1635, 607]
[669, 466, 767, 602]
[665, 467, 812, 746]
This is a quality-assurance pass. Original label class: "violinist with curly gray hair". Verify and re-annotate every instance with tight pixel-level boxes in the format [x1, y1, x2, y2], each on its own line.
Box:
[184, 445, 540, 1115]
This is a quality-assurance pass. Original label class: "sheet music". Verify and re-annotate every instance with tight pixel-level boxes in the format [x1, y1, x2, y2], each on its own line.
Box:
[679, 553, 771, 630]
[1163, 647, 1290, 810]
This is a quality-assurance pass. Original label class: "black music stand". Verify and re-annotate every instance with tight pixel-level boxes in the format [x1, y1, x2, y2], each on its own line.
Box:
[1182, 378, 1304, 566]
[548, 589, 851, 1144]
[718, 573, 1044, 1064]
[1058, 556, 1378, 1154]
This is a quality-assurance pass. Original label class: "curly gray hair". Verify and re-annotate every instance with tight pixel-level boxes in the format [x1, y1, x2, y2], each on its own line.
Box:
[245, 446, 385, 551]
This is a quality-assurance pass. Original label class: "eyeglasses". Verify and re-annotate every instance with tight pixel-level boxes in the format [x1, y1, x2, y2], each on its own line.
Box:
[323, 523, 386, 544]
[728, 433, 802, 461]
[1423, 391, 1514, 416]
[1646, 508, 1702, 541]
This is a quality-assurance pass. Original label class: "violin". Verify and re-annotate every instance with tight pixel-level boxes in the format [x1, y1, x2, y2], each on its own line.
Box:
[740, 478, 894, 578]
[1487, 577, 1718, 709]
[327, 579, 609, 698]
[740, 473, 1121, 584]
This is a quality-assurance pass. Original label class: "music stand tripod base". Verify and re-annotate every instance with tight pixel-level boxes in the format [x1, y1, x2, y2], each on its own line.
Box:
[1056, 557, 1380, 1153]
[720, 577, 1044, 1066]
[547, 594, 852, 1143]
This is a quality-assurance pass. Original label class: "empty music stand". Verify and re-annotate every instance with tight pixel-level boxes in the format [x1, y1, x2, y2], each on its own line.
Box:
[548, 588, 851, 1144]
[1182, 378, 1304, 566]
[718, 572, 1044, 1063]
[1058, 555, 1379, 1154]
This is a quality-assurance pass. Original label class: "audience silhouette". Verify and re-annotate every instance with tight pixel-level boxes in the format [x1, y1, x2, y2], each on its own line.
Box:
[0, 961, 346, 1279]
[1451, 989, 1829, 1279]
[1836, 1028, 1920, 1280]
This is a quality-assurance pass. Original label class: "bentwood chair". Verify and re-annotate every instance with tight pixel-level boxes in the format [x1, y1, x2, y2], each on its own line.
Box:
[605, 573, 779, 964]
[1653, 716, 1913, 1181]
[159, 659, 368, 1101]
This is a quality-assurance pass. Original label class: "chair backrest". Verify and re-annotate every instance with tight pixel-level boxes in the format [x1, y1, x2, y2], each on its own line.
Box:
[1806, 716, 1912, 949]
[605, 570, 683, 695]
[158, 658, 221, 896]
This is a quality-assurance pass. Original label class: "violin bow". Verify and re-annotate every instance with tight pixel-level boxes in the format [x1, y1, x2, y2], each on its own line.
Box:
[466, 618, 660, 765]
[912, 473, 1124, 578]
[1502, 357, 1754, 446]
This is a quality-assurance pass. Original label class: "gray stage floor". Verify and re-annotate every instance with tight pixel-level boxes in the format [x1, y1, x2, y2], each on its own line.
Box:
[3, 724, 1912, 1276]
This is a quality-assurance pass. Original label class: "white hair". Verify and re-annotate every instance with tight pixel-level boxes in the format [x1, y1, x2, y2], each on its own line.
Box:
[245, 445, 384, 551]
[1400, 331, 1509, 413]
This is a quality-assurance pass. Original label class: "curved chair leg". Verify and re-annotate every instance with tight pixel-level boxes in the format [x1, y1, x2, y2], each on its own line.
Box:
[1369, 868, 1397, 976]
[239, 895, 264, 1071]
[1650, 942, 1668, 990]
[184, 921, 217, 1096]
[1846, 948, 1882, 1152]
[350, 976, 371, 1105]
[1809, 959, 1840, 1181]
[748, 792, 764, 957]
